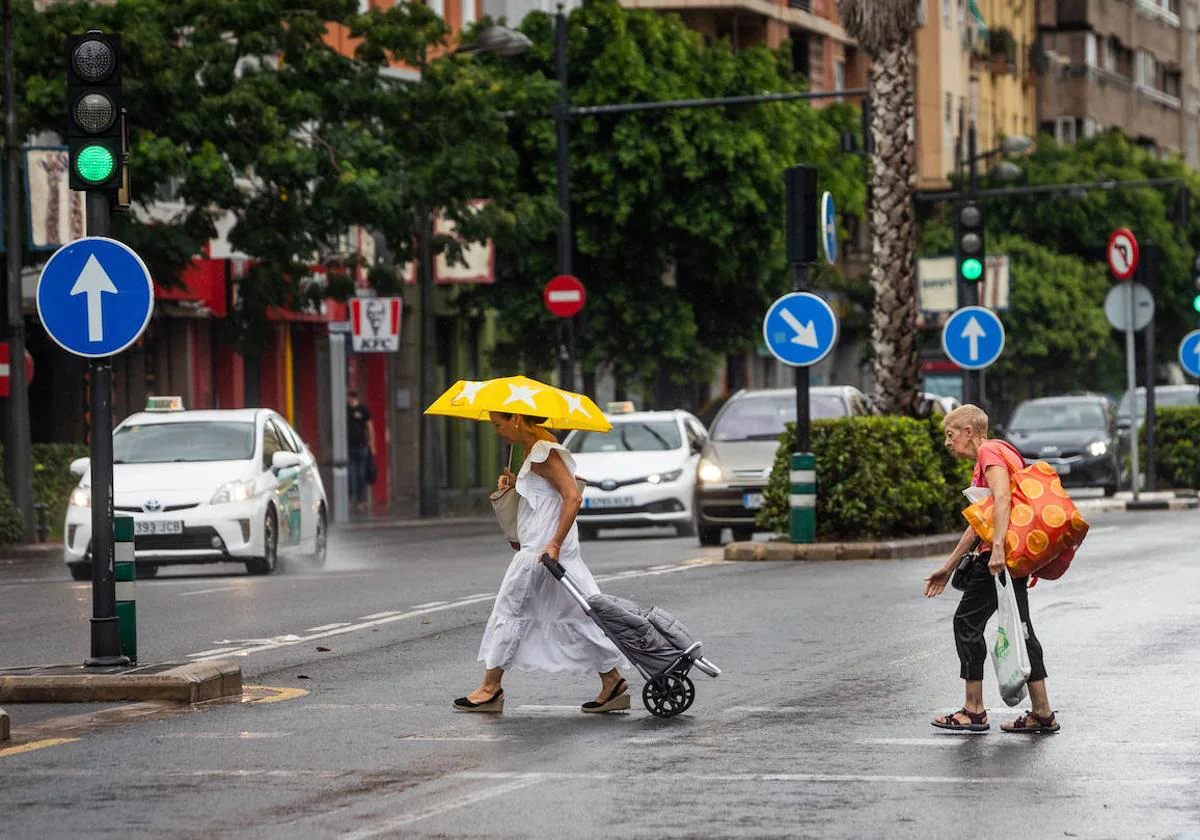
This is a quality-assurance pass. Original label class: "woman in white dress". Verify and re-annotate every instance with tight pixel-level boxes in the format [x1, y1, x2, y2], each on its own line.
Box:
[454, 411, 629, 714]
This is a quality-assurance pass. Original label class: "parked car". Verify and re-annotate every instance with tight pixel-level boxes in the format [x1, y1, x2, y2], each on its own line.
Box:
[64, 398, 328, 579]
[693, 386, 870, 546]
[563, 409, 707, 539]
[1001, 394, 1124, 496]
[1116, 385, 1200, 430]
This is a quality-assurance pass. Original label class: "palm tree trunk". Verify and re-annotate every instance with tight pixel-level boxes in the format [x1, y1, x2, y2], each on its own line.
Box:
[866, 38, 921, 416]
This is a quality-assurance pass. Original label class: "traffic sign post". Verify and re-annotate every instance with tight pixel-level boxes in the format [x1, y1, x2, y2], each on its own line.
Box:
[941, 306, 1005, 371]
[544, 274, 584, 390]
[1105, 228, 1146, 500]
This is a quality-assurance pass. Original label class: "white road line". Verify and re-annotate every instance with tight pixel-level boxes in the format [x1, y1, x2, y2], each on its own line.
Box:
[339, 774, 543, 839]
[188, 646, 242, 658]
[396, 734, 513, 742]
[458, 770, 1196, 787]
[409, 601, 449, 609]
[185, 559, 719, 662]
[303, 622, 350, 633]
[358, 611, 402, 620]
[179, 586, 243, 597]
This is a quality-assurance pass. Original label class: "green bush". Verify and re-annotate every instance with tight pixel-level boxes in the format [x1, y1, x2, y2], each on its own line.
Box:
[1146, 407, 1200, 489]
[757, 416, 972, 541]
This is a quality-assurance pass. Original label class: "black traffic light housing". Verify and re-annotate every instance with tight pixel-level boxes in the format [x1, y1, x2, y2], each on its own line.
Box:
[956, 200, 985, 283]
[67, 32, 123, 192]
[1191, 251, 1200, 314]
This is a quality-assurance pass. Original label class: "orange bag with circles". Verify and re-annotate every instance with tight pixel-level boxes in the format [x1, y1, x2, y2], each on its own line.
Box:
[962, 460, 1089, 579]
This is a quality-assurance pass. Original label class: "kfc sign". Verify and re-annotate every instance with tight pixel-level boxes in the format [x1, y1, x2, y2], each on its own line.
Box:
[349, 297, 402, 352]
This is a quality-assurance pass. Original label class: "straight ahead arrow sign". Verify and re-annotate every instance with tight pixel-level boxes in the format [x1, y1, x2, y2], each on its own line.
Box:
[69, 255, 118, 342]
[961, 316, 986, 361]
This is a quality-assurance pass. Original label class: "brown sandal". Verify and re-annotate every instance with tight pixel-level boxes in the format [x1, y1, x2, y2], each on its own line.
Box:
[1001, 710, 1059, 733]
[931, 707, 989, 732]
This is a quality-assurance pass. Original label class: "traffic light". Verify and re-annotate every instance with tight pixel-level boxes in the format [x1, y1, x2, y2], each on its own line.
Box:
[1192, 251, 1200, 313]
[67, 32, 122, 192]
[957, 201, 985, 283]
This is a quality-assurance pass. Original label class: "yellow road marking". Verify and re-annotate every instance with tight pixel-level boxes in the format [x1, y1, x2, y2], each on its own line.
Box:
[241, 685, 310, 704]
[0, 737, 80, 757]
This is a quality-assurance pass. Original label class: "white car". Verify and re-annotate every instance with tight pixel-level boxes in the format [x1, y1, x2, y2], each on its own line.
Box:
[63, 402, 328, 579]
[563, 409, 707, 539]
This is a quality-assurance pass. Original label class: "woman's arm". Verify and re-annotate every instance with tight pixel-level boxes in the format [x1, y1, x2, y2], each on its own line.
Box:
[984, 464, 1012, 575]
[531, 449, 583, 562]
[923, 524, 977, 598]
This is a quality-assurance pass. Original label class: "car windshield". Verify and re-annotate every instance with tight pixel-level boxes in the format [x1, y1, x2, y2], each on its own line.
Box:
[1118, 389, 1199, 418]
[567, 420, 682, 453]
[1008, 402, 1107, 432]
[712, 394, 847, 441]
[113, 421, 256, 464]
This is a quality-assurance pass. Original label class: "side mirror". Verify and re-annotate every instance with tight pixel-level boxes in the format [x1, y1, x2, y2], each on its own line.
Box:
[272, 451, 303, 472]
[69, 457, 90, 477]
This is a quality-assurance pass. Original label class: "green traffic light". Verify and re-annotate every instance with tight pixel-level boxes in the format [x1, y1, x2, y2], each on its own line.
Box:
[1193, 294, 1200, 313]
[75, 144, 115, 183]
[961, 257, 983, 282]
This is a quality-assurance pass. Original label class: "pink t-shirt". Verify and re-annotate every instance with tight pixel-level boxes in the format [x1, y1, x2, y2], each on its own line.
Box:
[973, 439, 1024, 488]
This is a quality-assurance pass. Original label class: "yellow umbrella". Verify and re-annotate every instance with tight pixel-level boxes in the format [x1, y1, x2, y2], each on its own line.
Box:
[424, 375, 613, 433]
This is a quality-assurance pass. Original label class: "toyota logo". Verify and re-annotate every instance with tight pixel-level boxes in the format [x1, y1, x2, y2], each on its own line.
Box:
[1039, 446, 1059, 456]
[143, 499, 162, 513]
[600, 479, 618, 492]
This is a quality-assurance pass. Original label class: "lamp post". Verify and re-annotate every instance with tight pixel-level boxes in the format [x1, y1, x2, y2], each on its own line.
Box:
[553, 4, 574, 391]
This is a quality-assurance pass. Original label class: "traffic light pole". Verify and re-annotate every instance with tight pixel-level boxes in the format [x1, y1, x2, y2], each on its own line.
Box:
[963, 123, 981, 407]
[84, 189, 127, 667]
[554, 4, 574, 391]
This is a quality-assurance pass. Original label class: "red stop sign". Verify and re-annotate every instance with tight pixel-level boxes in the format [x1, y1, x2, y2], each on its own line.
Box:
[544, 274, 586, 318]
[0, 344, 34, 398]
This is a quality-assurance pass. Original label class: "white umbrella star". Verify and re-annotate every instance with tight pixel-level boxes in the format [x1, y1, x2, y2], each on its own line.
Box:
[504, 383, 541, 411]
[562, 392, 590, 417]
[454, 380, 488, 405]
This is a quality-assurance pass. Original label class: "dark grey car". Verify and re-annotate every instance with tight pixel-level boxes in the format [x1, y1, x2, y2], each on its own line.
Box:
[693, 386, 870, 546]
[1001, 394, 1125, 496]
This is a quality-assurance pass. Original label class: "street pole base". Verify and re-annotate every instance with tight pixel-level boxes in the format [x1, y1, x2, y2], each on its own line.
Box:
[86, 616, 130, 668]
[789, 452, 816, 544]
[85, 654, 132, 668]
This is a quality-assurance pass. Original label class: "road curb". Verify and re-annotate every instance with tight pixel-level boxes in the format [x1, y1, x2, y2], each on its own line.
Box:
[1077, 496, 1198, 513]
[336, 516, 495, 533]
[0, 543, 62, 560]
[724, 533, 961, 562]
[0, 660, 242, 704]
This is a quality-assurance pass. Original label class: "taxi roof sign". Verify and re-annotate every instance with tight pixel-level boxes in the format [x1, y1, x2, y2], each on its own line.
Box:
[605, 400, 636, 414]
[145, 395, 184, 412]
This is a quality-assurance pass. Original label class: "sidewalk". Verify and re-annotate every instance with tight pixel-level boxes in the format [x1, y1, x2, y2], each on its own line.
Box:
[1075, 489, 1198, 513]
[724, 532, 961, 562]
[0, 660, 242, 704]
[335, 514, 495, 532]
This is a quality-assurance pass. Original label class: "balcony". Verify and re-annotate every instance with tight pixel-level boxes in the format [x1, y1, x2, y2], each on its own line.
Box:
[789, 0, 812, 11]
[988, 28, 1018, 75]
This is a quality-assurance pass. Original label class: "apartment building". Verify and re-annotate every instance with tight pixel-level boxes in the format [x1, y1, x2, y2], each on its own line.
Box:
[1038, 0, 1200, 165]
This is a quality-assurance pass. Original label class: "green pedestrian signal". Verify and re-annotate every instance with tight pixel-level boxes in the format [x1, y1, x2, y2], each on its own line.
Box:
[75, 144, 115, 183]
[961, 257, 983, 282]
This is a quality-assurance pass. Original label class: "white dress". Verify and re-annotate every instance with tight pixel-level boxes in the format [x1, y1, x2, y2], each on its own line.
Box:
[477, 440, 626, 675]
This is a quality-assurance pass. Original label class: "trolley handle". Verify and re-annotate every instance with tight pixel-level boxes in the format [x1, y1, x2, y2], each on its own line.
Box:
[540, 554, 567, 580]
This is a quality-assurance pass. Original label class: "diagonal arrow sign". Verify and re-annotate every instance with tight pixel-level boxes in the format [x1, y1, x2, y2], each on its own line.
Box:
[960, 316, 986, 361]
[69, 254, 119, 342]
[780, 308, 819, 348]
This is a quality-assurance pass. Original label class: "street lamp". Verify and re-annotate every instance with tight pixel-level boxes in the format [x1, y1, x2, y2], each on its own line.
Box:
[416, 24, 530, 519]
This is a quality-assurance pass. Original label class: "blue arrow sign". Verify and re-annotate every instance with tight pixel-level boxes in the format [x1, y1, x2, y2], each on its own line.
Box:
[1179, 330, 1200, 379]
[820, 191, 837, 265]
[762, 292, 839, 367]
[942, 306, 1005, 370]
[36, 237, 154, 358]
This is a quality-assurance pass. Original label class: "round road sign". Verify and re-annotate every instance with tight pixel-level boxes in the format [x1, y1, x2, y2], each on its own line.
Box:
[0, 344, 34, 397]
[1104, 283, 1154, 332]
[1107, 228, 1139, 280]
[544, 274, 585, 318]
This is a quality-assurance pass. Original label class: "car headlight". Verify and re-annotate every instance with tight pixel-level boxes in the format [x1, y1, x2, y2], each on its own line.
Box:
[647, 469, 683, 485]
[697, 459, 724, 483]
[211, 479, 256, 505]
[1087, 440, 1108, 457]
[69, 485, 91, 509]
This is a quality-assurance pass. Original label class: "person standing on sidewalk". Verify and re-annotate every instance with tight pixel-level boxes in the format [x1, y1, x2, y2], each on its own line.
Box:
[453, 411, 629, 714]
[347, 389, 376, 516]
[923, 404, 1060, 734]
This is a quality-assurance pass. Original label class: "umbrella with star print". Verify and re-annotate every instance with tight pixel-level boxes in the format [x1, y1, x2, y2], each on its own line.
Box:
[423, 375, 613, 433]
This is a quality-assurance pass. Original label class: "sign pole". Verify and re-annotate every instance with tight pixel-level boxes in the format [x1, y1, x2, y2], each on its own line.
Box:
[1124, 278, 1140, 503]
[1142, 241, 1157, 492]
[83, 189, 126, 667]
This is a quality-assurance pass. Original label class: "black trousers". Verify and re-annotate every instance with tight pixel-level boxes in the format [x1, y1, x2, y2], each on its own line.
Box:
[954, 553, 1048, 682]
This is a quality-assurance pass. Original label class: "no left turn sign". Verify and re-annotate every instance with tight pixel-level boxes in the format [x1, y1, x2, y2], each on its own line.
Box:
[1107, 228, 1139, 280]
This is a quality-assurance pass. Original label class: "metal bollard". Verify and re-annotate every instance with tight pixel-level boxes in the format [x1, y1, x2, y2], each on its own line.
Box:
[789, 452, 816, 544]
[113, 514, 137, 663]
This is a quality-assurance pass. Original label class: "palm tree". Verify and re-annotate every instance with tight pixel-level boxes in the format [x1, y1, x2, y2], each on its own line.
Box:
[837, 0, 922, 416]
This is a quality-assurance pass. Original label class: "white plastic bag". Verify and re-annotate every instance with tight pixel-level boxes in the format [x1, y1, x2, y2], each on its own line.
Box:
[990, 573, 1032, 706]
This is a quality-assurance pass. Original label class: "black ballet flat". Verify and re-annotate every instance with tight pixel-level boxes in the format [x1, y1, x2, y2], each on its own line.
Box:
[453, 688, 504, 713]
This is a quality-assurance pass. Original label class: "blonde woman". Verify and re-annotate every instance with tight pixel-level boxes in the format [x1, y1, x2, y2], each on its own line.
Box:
[453, 411, 629, 713]
[923, 404, 1060, 734]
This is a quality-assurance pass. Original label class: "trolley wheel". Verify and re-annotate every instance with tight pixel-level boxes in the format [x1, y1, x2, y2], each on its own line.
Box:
[641, 673, 695, 718]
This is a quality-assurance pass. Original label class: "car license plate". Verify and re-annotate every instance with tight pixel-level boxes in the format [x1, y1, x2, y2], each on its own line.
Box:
[134, 519, 183, 536]
[584, 496, 634, 509]
[1056, 463, 1071, 475]
[743, 492, 764, 510]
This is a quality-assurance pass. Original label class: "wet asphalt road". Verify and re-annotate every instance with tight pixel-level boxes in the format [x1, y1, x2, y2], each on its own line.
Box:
[2, 509, 1200, 839]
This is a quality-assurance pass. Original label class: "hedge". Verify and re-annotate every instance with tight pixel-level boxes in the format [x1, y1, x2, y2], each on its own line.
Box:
[0, 442, 90, 543]
[1144, 407, 1200, 489]
[757, 416, 972, 541]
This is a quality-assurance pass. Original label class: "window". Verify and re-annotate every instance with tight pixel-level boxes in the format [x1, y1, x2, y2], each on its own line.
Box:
[1163, 70, 1181, 98]
[1103, 37, 1117, 71]
[567, 421, 684, 453]
[114, 422, 257, 464]
[262, 422, 284, 471]
[358, 0, 371, 10]
[957, 0, 964, 28]
[944, 93, 954, 155]
[1134, 49, 1156, 87]
[943, 0, 951, 27]
[460, 0, 476, 27]
[426, 0, 444, 17]
[834, 58, 845, 98]
[1085, 33, 1097, 66]
[1083, 117, 1100, 138]
[1055, 116, 1077, 145]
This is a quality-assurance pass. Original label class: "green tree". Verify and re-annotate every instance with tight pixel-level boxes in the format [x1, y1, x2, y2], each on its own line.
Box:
[472, 0, 865, 397]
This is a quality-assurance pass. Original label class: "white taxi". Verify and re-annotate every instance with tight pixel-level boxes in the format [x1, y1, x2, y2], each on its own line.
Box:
[563, 407, 707, 539]
[63, 397, 328, 579]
